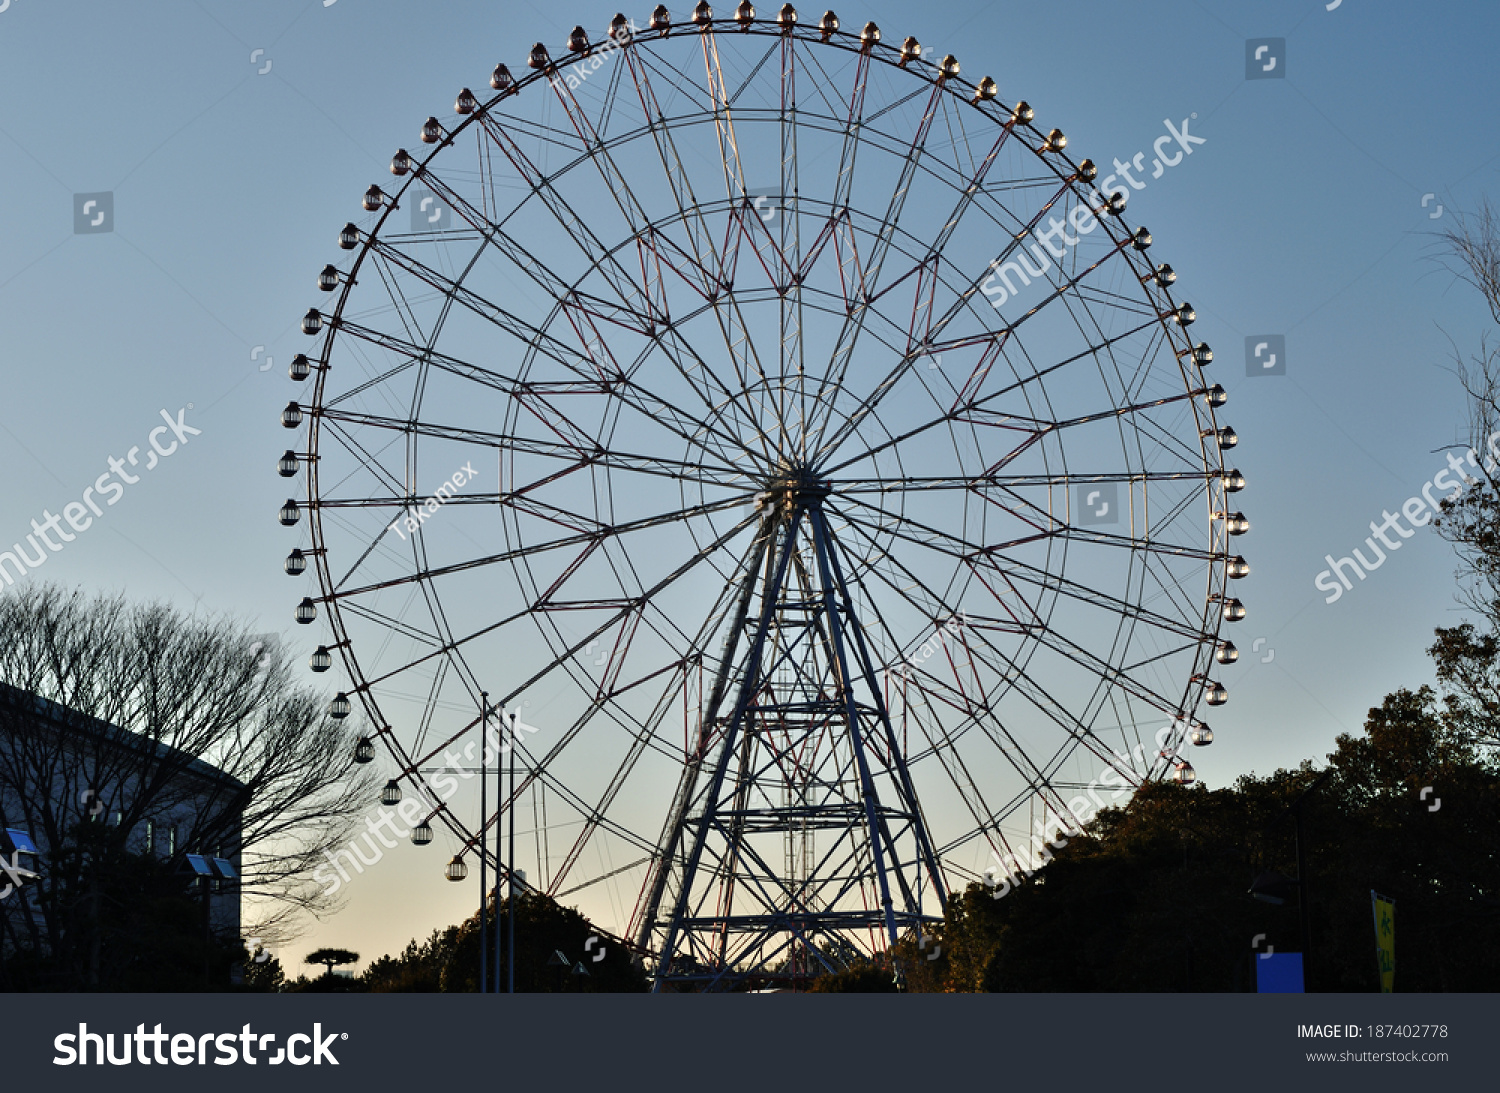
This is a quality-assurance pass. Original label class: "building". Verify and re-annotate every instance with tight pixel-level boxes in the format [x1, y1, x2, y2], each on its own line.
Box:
[0, 682, 244, 980]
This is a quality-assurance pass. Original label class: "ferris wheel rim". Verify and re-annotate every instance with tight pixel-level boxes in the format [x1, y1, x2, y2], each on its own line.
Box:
[289, 10, 1241, 937]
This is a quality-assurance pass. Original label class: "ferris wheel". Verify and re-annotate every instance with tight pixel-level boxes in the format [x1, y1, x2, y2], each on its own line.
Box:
[278, 3, 1247, 990]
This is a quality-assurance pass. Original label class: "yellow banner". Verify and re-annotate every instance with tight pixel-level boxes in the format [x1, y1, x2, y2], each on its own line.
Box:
[1371, 891, 1395, 993]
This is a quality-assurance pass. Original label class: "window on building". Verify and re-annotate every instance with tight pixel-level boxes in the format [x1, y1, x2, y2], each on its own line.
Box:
[145, 820, 155, 854]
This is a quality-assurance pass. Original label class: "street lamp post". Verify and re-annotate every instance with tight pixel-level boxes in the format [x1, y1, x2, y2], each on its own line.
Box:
[1249, 767, 1333, 990]
[0, 828, 39, 991]
[1293, 800, 1313, 964]
[417, 722, 503, 995]
[547, 948, 569, 993]
[507, 704, 516, 994]
[498, 716, 510, 995]
[479, 692, 489, 995]
[176, 853, 216, 987]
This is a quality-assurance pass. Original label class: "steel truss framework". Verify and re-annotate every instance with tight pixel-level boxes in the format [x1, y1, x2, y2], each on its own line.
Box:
[639, 480, 947, 988]
[285, 7, 1247, 992]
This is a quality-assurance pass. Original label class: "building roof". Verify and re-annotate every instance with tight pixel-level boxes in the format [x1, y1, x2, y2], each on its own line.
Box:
[0, 681, 247, 795]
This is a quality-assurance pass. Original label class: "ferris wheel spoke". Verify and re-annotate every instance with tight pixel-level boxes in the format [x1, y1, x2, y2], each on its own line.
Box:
[358, 233, 656, 362]
[343, 246, 635, 394]
[835, 494, 1216, 639]
[706, 295, 791, 461]
[943, 312, 1160, 414]
[884, 677, 1088, 867]
[423, 205, 797, 472]
[954, 389, 1204, 436]
[551, 60, 776, 426]
[698, 29, 751, 212]
[318, 403, 751, 484]
[522, 510, 762, 718]
[363, 246, 432, 348]
[678, 32, 800, 464]
[335, 595, 445, 653]
[821, 518, 1101, 838]
[805, 108, 1057, 448]
[975, 550, 1210, 674]
[779, 34, 874, 447]
[544, 304, 770, 469]
[317, 349, 428, 419]
[858, 685, 1007, 872]
[541, 62, 657, 241]
[620, 50, 732, 293]
[837, 76, 944, 284]
[833, 469, 1215, 493]
[490, 536, 781, 895]
[776, 33, 805, 448]
[540, 670, 696, 895]
[328, 492, 753, 605]
[363, 508, 761, 765]
[925, 190, 1135, 349]
[820, 312, 1170, 478]
[827, 508, 1192, 752]
[330, 311, 676, 447]
[922, 124, 1022, 261]
[471, 114, 667, 324]
[314, 415, 409, 498]
[809, 183, 1118, 463]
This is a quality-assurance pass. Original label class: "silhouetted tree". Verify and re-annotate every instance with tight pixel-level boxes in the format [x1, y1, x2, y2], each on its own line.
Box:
[0, 584, 379, 988]
[359, 890, 647, 992]
[805, 964, 899, 993]
[1430, 199, 1500, 756]
[917, 688, 1500, 992]
[305, 947, 360, 976]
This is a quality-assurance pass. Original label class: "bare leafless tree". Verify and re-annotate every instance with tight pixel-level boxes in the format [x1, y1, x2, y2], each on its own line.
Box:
[0, 583, 378, 981]
[1428, 199, 1500, 754]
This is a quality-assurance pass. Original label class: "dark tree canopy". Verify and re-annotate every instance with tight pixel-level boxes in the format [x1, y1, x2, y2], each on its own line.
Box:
[359, 890, 647, 993]
[901, 687, 1499, 992]
[305, 947, 360, 975]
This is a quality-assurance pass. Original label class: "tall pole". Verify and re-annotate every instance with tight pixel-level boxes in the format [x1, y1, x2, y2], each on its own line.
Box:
[1258, 767, 1329, 992]
[492, 706, 502, 994]
[507, 703, 516, 994]
[1295, 801, 1312, 990]
[479, 692, 488, 995]
[201, 875, 211, 989]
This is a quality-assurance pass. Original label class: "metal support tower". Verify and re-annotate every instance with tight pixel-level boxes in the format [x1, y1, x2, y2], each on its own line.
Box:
[633, 468, 947, 991]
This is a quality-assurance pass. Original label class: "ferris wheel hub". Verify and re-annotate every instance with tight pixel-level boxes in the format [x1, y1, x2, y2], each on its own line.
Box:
[759, 463, 832, 511]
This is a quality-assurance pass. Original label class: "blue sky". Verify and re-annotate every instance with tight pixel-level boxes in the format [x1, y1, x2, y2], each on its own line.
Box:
[2, 0, 1497, 970]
